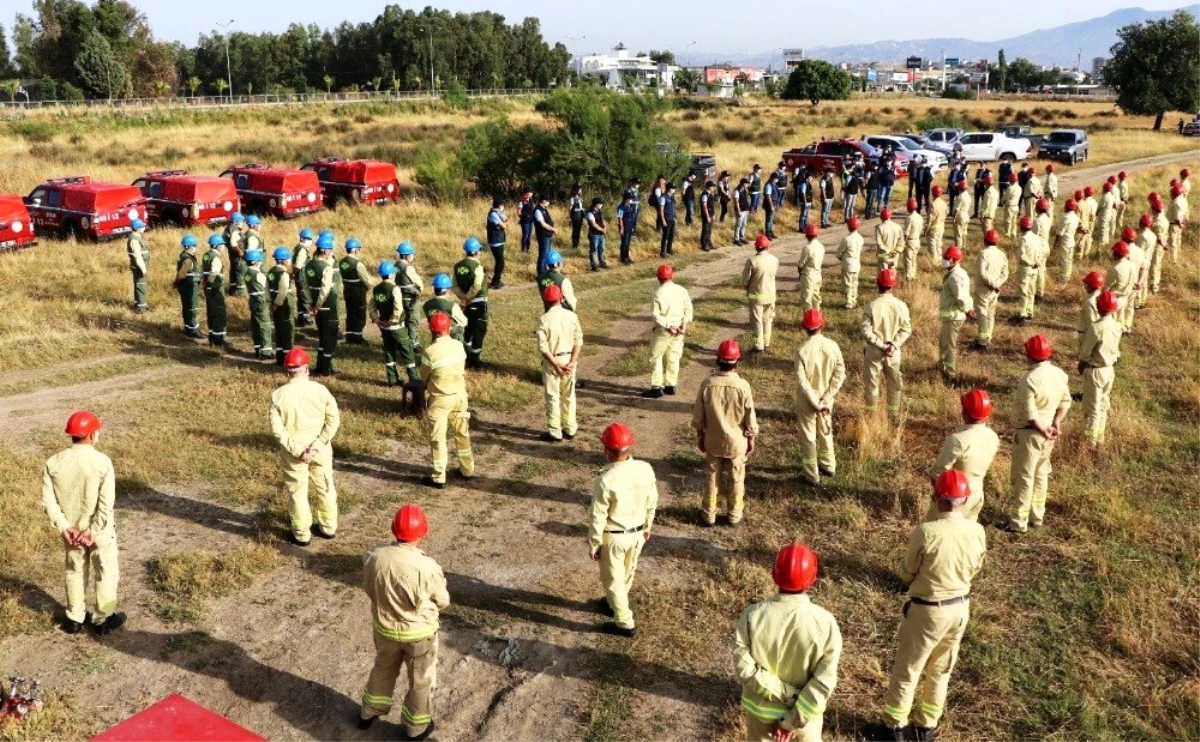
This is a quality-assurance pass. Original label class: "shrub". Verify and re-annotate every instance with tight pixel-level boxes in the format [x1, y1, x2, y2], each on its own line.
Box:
[442, 79, 470, 110]
[680, 110, 701, 121]
[414, 148, 465, 203]
[12, 121, 55, 143]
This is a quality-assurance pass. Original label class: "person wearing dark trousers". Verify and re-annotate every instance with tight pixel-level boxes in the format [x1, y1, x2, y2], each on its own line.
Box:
[864, 163, 880, 219]
[973, 162, 992, 217]
[998, 160, 1014, 201]
[682, 174, 697, 226]
[585, 198, 608, 270]
[617, 192, 637, 265]
[797, 172, 813, 231]
[534, 195, 556, 275]
[878, 163, 896, 213]
[718, 171, 732, 222]
[819, 170, 836, 228]
[763, 180, 779, 239]
[773, 162, 788, 209]
[518, 188, 535, 254]
[568, 183, 585, 250]
[748, 164, 763, 212]
[486, 198, 508, 289]
[948, 162, 968, 218]
[650, 176, 666, 232]
[658, 182, 678, 257]
[624, 178, 642, 236]
[699, 181, 716, 251]
[915, 162, 933, 214]
[793, 165, 805, 206]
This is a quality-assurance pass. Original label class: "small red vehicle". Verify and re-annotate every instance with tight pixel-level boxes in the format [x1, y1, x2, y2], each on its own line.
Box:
[133, 170, 240, 227]
[782, 139, 909, 178]
[218, 163, 322, 219]
[0, 194, 37, 252]
[301, 157, 401, 206]
[24, 177, 147, 241]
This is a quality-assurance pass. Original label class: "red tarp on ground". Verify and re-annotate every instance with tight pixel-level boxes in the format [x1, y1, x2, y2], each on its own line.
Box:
[91, 694, 266, 742]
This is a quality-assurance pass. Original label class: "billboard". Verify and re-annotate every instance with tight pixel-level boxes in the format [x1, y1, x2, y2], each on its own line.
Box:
[906, 56, 923, 70]
[945, 57, 960, 67]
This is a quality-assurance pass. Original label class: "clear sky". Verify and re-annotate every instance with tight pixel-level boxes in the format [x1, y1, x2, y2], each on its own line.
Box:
[22, 0, 1196, 55]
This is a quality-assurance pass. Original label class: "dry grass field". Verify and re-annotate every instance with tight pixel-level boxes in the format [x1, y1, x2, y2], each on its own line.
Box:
[0, 95, 1196, 741]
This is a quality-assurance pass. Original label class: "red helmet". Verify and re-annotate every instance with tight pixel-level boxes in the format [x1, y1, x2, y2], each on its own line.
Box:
[847, 216, 861, 231]
[1183, 168, 1191, 178]
[1171, 185, 1183, 198]
[1019, 215, 1034, 230]
[1121, 226, 1137, 243]
[1082, 271, 1105, 291]
[934, 470, 970, 501]
[932, 184, 943, 197]
[392, 503, 429, 542]
[943, 245, 963, 262]
[984, 229, 1000, 246]
[1102, 181, 1113, 192]
[542, 284, 563, 303]
[1096, 290, 1119, 315]
[601, 422, 634, 452]
[1112, 240, 1129, 258]
[1045, 163, 1055, 173]
[1170, 178, 1180, 188]
[772, 542, 818, 593]
[982, 175, 993, 186]
[960, 388, 993, 422]
[957, 180, 968, 191]
[429, 311, 452, 335]
[717, 339, 741, 363]
[283, 348, 309, 370]
[877, 268, 898, 288]
[1035, 198, 1049, 212]
[1151, 200, 1164, 213]
[880, 206, 893, 220]
[1139, 213, 1152, 228]
[1118, 170, 1126, 180]
[1084, 185, 1094, 197]
[907, 197, 918, 211]
[1148, 191, 1161, 203]
[657, 264, 674, 281]
[1024, 334, 1053, 362]
[1008, 172, 1018, 184]
[800, 308, 825, 331]
[1064, 199, 1077, 212]
[805, 224, 819, 238]
[754, 234, 771, 250]
[1074, 189, 1084, 201]
[64, 410, 101, 437]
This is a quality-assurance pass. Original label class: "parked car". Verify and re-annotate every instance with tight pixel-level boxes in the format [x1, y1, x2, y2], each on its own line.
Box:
[218, 163, 322, 219]
[132, 170, 240, 227]
[922, 127, 965, 155]
[689, 153, 717, 181]
[782, 139, 909, 178]
[1182, 118, 1200, 137]
[0, 194, 36, 252]
[956, 131, 1032, 162]
[300, 157, 400, 207]
[995, 125, 1043, 151]
[24, 176, 147, 241]
[1037, 129, 1090, 164]
[867, 135, 948, 171]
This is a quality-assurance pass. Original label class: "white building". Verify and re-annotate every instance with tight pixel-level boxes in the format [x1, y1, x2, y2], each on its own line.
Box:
[571, 44, 676, 89]
[783, 49, 805, 70]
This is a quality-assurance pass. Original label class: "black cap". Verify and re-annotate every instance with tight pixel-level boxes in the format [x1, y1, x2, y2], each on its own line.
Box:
[539, 193, 551, 202]
[704, 180, 715, 188]
[719, 170, 730, 178]
[753, 163, 761, 170]
[591, 197, 603, 206]
[666, 181, 676, 190]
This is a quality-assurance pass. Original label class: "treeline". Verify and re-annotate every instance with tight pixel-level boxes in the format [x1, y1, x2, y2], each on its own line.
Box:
[1, 0, 571, 100]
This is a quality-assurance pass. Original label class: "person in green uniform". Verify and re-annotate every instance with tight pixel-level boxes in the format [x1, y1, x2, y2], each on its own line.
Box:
[173, 234, 202, 339]
[268, 247, 296, 366]
[536, 250, 578, 312]
[453, 237, 489, 368]
[293, 227, 314, 327]
[246, 249, 275, 360]
[202, 233, 228, 347]
[395, 241, 424, 352]
[422, 273, 467, 345]
[224, 212, 246, 297]
[126, 219, 149, 313]
[371, 261, 420, 386]
[306, 233, 342, 376]
[339, 237, 373, 345]
[233, 214, 263, 297]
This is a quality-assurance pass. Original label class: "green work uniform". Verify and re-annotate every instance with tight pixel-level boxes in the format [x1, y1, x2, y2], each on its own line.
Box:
[372, 280, 419, 385]
[453, 257, 488, 367]
[202, 248, 227, 345]
[127, 232, 149, 311]
[268, 264, 296, 365]
[339, 254, 370, 344]
[396, 259, 423, 350]
[422, 296, 465, 344]
[293, 242, 311, 325]
[306, 255, 342, 375]
[537, 270, 573, 311]
[175, 250, 201, 336]
[225, 224, 247, 297]
[246, 264, 274, 359]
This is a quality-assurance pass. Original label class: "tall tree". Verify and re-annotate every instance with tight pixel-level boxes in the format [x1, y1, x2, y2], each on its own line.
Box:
[12, 14, 39, 76]
[781, 59, 853, 105]
[1106, 10, 1200, 130]
[73, 28, 125, 99]
[0, 24, 15, 78]
[997, 48, 1007, 93]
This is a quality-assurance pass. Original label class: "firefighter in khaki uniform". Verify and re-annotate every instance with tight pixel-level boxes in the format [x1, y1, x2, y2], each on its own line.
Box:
[972, 229, 1008, 350]
[1033, 199, 1052, 301]
[339, 238, 374, 345]
[1118, 227, 1145, 331]
[307, 234, 342, 376]
[1078, 187, 1098, 258]
[173, 234, 202, 339]
[126, 218, 149, 312]
[999, 335, 1071, 534]
[1096, 181, 1117, 247]
[270, 348, 340, 546]
[1043, 164, 1059, 224]
[1077, 271, 1105, 358]
[999, 173, 1020, 238]
[358, 504, 448, 741]
[1149, 197, 1169, 286]
[937, 246, 974, 381]
[874, 207, 903, 269]
[1053, 199, 1080, 283]
[644, 264, 693, 398]
[1023, 168, 1043, 220]
[1116, 170, 1130, 225]
[797, 224, 824, 309]
[862, 269, 911, 423]
[837, 217, 864, 309]
[692, 340, 758, 527]
[537, 285, 583, 443]
[952, 181, 971, 248]
[42, 411, 125, 635]
[246, 250, 275, 360]
[978, 175, 998, 234]
[420, 312, 474, 489]
[1134, 214, 1158, 305]
[267, 247, 296, 366]
[589, 422, 658, 638]
[292, 228, 314, 326]
[1167, 183, 1189, 263]
[1104, 241, 1137, 335]
[900, 198, 924, 281]
[927, 185, 948, 257]
[928, 390, 999, 523]
[742, 235, 779, 351]
[796, 309, 845, 487]
[734, 543, 841, 742]
[371, 262, 419, 387]
[1079, 291, 1122, 448]
[454, 237, 490, 368]
[1015, 217, 1041, 322]
[871, 470, 987, 742]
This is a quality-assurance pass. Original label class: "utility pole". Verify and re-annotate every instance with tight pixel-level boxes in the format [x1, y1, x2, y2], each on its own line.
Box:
[217, 20, 235, 102]
[429, 30, 435, 95]
[940, 49, 946, 92]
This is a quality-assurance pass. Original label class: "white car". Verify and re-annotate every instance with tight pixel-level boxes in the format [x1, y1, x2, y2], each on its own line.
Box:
[865, 135, 948, 171]
[956, 131, 1032, 162]
[922, 127, 964, 154]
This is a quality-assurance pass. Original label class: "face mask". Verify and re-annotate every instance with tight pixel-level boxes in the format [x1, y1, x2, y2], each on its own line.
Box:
[941, 259, 953, 269]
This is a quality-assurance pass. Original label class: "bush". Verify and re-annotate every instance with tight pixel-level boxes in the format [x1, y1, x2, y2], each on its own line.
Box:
[916, 108, 968, 131]
[941, 88, 974, 100]
[442, 79, 470, 110]
[60, 83, 86, 102]
[12, 121, 55, 143]
[414, 149, 465, 203]
[680, 110, 701, 121]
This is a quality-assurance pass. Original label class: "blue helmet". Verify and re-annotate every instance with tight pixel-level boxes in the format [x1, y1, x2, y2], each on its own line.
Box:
[246, 214, 261, 227]
[318, 229, 335, 241]
[463, 236, 483, 254]
[378, 260, 397, 278]
[181, 234, 198, 248]
[231, 212, 245, 223]
[345, 237, 362, 251]
[432, 273, 452, 291]
[316, 234, 335, 251]
[299, 227, 314, 241]
[396, 241, 415, 257]
[245, 249, 264, 263]
[207, 234, 224, 247]
[272, 246, 292, 261]
[130, 218, 146, 230]
[546, 250, 562, 267]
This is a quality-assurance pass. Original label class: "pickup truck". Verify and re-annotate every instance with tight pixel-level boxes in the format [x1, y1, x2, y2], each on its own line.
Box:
[995, 125, 1043, 151]
[956, 131, 1033, 163]
[781, 139, 908, 178]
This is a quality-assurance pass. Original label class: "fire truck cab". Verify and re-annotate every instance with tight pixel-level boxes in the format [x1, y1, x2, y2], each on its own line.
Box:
[0, 194, 36, 252]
